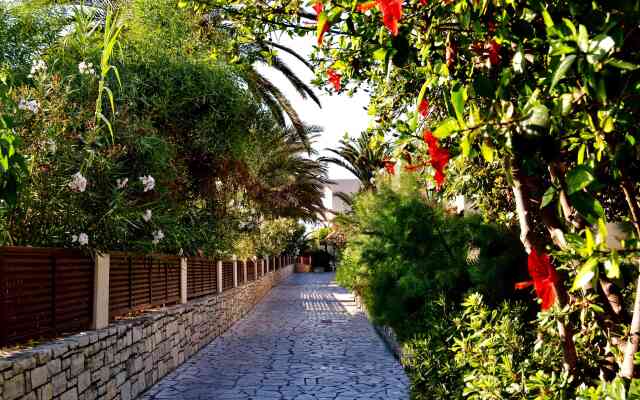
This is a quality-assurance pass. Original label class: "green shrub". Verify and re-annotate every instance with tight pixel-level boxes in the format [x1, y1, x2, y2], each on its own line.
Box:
[337, 175, 526, 338]
[334, 175, 596, 398]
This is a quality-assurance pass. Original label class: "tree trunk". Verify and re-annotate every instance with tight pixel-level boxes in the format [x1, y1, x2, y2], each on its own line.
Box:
[547, 162, 627, 322]
[506, 157, 578, 373]
[620, 180, 640, 379]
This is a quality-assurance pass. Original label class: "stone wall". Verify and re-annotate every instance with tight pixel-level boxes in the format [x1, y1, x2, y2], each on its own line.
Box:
[353, 293, 407, 364]
[0, 265, 294, 400]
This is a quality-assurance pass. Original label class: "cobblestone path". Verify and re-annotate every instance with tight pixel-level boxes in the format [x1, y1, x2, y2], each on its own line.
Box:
[141, 273, 410, 400]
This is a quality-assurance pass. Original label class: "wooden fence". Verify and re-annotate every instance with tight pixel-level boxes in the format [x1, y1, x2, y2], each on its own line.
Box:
[0, 247, 94, 346]
[108, 253, 181, 319]
[187, 257, 218, 301]
[0, 248, 292, 347]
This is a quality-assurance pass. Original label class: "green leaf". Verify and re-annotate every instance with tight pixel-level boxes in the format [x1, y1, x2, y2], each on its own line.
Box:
[598, 218, 608, 242]
[577, 143, 586, 164]
[433, 118, 459, 139]
[550, 55, 576, 91]
[570, 192, 605, 225]
[607, 58, 640, 70]
[525, 105, 549, 128]
[0, 153, 8, 171]
[416, 80, 429, 110]
[461, 135, 471, 157]
[316, 12, 328, 44]
[571, 257, 598, 291]
[480, 140, 494, 162]
[578, 25, 589, 53]
[585, 228, 595, 255]
[451, 84, 467, 127]
[540, 186, 557, 208]
[541, 8, 554, 30]
[566, 165, 594, 194]
[604, 257, 620, 279]
[373, 48, 387, 62]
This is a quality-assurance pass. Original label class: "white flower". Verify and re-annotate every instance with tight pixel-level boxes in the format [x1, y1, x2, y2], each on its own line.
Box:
[78, 61, 96, 75]
[78, 233, 89, 246]
[68, 172, 87, 193]
[139, 175, 155, 192]
[152, 230, 164, 245]
[18, 99, 40, 113]
[116, 178, 128, 189]
[143, 209, 152, 222]
[28, 59, 47, 77]
[72, 233, 89, 246]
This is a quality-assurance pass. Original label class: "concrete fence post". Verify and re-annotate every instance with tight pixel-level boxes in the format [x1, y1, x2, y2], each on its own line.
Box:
[265, 257, 269, 274]
[217, 260, 223, 293]
[232, 255, 238, 288]
[253, 256, 258, 280]
[180, 257, 188, 304]
[243, 259, 247, 283]
[92, 253, 110, 330]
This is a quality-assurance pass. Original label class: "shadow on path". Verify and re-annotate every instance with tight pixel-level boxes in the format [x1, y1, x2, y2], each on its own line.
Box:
[141, 273, 409, 400]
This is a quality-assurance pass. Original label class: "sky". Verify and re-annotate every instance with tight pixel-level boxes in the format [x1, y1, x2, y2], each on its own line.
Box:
[254, 34, 370, 180]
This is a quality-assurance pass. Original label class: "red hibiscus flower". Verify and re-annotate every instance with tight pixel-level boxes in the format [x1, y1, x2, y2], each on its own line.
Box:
[327, 68, 342, 91]
[423, 130, 449, 189]
[515, 249, 559, 310]
[383, 158, 396, 174]
[418, 99, 429, 117]
[357, 1, 377, 11]
[313, 1, 324, 14]
[379, 0, 403, 36]
[356, 0, 403, 36]
[419, 0, 428, 4]
[488, 39, 501, 66]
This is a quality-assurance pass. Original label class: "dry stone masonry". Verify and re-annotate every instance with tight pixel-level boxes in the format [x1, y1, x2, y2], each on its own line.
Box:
[0, 265, 293, 400]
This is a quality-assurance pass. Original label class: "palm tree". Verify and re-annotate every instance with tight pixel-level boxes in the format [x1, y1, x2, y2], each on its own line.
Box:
[320, 130, 391, 192]
[202, 17, 321, 147]
[250, 124, 330, 221]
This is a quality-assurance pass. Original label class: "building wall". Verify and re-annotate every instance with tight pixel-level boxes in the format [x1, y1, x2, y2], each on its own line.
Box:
[0, 265, 294, 400]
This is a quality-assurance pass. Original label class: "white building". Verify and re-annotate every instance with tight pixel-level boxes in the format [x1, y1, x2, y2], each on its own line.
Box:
[320, 179, 361, 224]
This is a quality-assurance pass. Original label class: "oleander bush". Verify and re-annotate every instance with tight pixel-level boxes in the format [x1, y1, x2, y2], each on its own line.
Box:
[0, 0, 326, 256]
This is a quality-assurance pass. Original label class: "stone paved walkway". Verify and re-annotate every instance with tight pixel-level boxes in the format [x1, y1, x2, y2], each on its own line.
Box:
[141, 273, 410, 400]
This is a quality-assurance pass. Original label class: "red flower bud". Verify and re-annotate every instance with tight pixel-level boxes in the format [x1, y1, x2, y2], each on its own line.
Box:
[326, 68, 342, 91]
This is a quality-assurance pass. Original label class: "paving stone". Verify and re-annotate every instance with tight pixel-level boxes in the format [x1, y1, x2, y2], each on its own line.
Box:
[140, 273, 409, 399]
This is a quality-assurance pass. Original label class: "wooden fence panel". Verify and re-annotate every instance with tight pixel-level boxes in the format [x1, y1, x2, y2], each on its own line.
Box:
[222, 261, 234, 291]
[246, 260, 256, 282]
[236, 261, 244, 286]
[0, 247, 93, 347]
[109, 253, 180, 319]
[187, 257, 217, 300]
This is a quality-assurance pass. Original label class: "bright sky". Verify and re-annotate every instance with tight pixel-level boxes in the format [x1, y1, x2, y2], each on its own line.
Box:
[254, 34, 370, 180]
